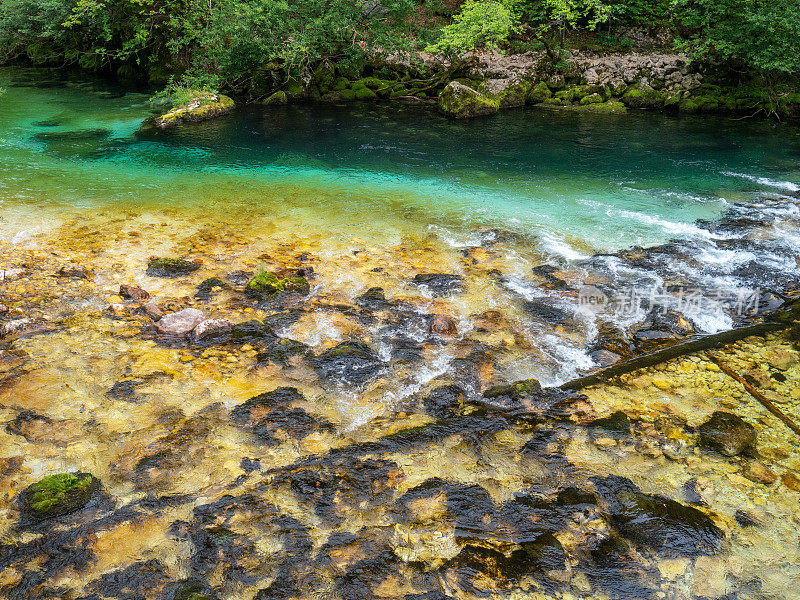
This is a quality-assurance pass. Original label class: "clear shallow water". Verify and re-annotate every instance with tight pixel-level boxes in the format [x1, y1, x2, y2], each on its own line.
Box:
[2, 67, 800, 253]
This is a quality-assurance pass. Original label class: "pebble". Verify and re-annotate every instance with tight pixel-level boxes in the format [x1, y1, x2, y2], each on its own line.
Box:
[156, 308, 205, 335]
[692, 556, 729, 599]
[594, 436, 616, 448]
[0, 304, 8, 315]
[570, 572, 591, 593]
[781, 472, 800, 492]
[0, 268, 24, 281]
[741, 460, 777, 485]
[0, 318, 30, 337]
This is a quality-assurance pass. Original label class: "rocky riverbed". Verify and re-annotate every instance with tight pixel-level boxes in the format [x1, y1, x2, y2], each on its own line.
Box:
[1, 201, 799, 600]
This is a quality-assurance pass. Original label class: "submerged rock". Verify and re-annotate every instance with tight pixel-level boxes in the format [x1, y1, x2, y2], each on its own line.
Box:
[522, 531, 568, 574]
[156, 308, 205, 336]
[438, 81, 500, 119]
[195, 277, 228, 301]
[119, 284, 150, 301]
[355, 286, 392, 310]
[313, 341, 383, 385]
[20, 472, 99, 521]
[192, 318, 233, 343]
[591, 474, 723, 556]
[231, 386, 306, 426]
[588, 411, 633, 438]
[146, 257, 201, 277]
[697, 411, 756, 456]
[257, 338, 312, 365]
[245, 271, 310, 299]
[412, 273, 464, 296]
[230, 319, 278, 344]
[421, 384, 466, 419]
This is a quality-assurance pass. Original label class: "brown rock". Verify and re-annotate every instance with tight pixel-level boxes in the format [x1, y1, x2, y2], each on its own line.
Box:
[56, 265, 93, 279]
[781, 472, 800, 492]
[430, 314, 458, 336]
[120, 284, 150, 302]
[0, 304, 8, 315]
[741, 460, 777, 485]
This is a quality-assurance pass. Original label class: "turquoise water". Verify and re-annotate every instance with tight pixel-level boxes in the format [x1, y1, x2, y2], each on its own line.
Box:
[2, 67, 800, 253]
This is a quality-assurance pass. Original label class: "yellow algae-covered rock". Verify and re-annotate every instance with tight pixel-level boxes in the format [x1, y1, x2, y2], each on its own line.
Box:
[147, 91, 235, 130]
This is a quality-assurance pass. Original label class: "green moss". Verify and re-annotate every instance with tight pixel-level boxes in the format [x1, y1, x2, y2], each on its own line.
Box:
[152, 91, 234, 130]
[146, 257, 201, 277]
[23, 472, 98, 520]
[555, 89, 575, 103]
[438, 82, 500, 119]
[285, 79, 304, 99]
[332, 77, 350, 91]
[245, 271, 310, 298]
[679, 98, 700, 113]
[353, 86, 377, 100]
[497, 79, 532, 108]
[313, 62, 336, 93]
[263, 91, 287, 106]
[580, 92, 603, 105]
[621, 87, 665, 110]
[527, 81, 552, 103]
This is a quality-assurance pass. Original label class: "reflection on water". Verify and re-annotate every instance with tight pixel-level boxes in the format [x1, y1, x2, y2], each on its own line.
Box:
[0, 68, 800, 600]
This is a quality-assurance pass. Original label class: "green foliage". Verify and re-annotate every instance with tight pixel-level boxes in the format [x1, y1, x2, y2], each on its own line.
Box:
[425, 0, 520, 55]
[673, 0, 800, 74]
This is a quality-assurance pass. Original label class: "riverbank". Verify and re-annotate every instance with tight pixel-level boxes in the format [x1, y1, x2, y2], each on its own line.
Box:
[211, 49, 800, 122]
[1, 207, 799, 599]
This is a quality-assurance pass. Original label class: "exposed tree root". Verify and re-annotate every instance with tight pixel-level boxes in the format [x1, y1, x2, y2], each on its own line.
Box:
[706, 352, 800, 438]
[560, 321, 790, 391]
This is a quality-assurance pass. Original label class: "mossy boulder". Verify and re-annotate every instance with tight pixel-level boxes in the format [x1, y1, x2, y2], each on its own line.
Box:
[527, 81, 552, 104]
[245, 272, 310, 298]
[350, 81, 378, 101]
[146, 257, 201, 278]
[580, 92, 603, 105]
[20, 472, 99, 521]
[554, 89, 575, 103]
[263, 91, 288, 106]
[679, 98, 701, 113]
[621, 87, 665, 110]
[313, 62, 336, 93]
[150, 92, 234, 130]
[438, 81, 500, 119]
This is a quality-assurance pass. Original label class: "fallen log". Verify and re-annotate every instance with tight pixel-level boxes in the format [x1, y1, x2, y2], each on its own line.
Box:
[560, 321, 789, 391]
[706, 352, 800, 438]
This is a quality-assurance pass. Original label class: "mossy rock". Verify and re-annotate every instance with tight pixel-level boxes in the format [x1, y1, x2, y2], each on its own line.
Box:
[541, 97, 567, 106]
[554, 89, 575, 103]
[679, 98, 700, 114]
[285, 78, 305, 100]
[498, 79, 532, 108]
[147, 257, 201, 278]
[332, 77, 350, 91]
[353, 86, 378, 101]
[313, 62, 336, 93]
[527, 81, 552, 104]
[323, 88, 358, 102]
[263, 91, 288, 106]
[357, 77, 388, 90]
[438, 82, 500, 119]
[245, 272, 310, 298]
[580, 93, 603, 105]
[571, 84, 603, 101]
[621, 87, 665, 110]
[20, 472, 99, 521]
[150, 92, 234, 130]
